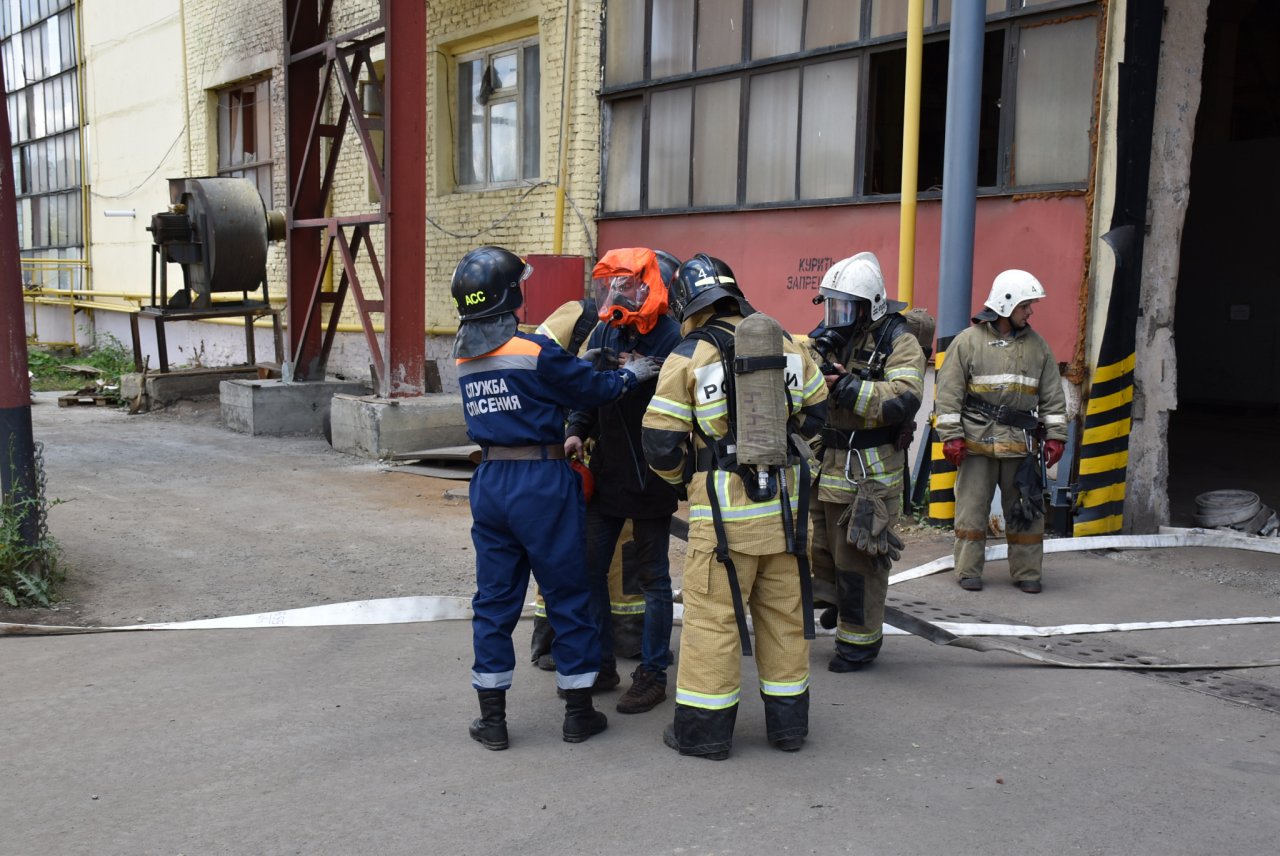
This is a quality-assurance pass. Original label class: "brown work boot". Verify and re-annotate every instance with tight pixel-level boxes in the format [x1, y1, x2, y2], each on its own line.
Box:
[616, 667, 667, 714]
[958, 577, 983, 591]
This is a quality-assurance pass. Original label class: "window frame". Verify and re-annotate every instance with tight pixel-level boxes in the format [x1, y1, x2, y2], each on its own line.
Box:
[599, 0, 1099, 218]
[215, 76, 274, 207]
[2, 0, 81, 254]
[454, 34, 541, 192]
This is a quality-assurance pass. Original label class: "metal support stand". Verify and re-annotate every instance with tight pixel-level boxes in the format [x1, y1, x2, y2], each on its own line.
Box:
[130, 304, 283, 373]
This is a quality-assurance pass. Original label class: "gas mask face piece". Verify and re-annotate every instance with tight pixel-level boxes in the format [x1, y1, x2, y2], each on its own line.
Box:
[593, 274, 650, 326]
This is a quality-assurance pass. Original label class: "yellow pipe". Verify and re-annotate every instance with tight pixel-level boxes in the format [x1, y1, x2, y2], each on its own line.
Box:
[896, 0, 925, 310]
[30, 288, 147, 299]
[27, 296, 138, 312]
[23, 293, 460, 336]
[75, 0, 92, 295]
[552, 0, 577, 255]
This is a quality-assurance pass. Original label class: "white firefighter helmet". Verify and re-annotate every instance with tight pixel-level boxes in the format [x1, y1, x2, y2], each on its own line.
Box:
[818, 251, 905, 327]
[983, 269, 1046, 318]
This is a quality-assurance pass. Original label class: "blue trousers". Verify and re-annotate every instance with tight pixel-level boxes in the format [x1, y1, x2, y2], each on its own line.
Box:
[585, 508, 674, 681]
[469, 459, 601, 691]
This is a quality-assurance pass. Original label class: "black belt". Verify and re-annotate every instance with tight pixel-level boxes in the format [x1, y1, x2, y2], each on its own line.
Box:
[962, 395, 1040, 431]
[820, 425, 899, 450]
[694, 446, 803, 472]
[480, 444, 566, 461]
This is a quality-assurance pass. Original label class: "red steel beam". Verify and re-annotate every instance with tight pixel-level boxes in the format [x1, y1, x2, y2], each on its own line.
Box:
[382, 0, 427, 397]
[0, 76, 38, 547]
[284, 0, 325, 380]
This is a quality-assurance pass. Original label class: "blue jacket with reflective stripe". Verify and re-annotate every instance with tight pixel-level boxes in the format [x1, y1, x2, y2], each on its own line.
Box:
[456, 331, 627, 448]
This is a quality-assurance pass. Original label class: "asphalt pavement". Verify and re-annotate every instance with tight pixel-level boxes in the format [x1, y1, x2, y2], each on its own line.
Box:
[4, 542, 1280, 855]
[3, 393, 1279, 855]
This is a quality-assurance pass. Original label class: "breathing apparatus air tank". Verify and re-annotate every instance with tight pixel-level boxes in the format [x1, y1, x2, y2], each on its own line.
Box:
[733, 313, 791, 498]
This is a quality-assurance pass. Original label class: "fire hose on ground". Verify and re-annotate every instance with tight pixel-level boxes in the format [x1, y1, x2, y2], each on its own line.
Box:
[4, 527, 1279, 673]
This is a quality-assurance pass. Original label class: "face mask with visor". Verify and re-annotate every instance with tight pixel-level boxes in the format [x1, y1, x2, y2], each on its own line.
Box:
[823, 295, 866, 330]
[593, 274, 651, 325]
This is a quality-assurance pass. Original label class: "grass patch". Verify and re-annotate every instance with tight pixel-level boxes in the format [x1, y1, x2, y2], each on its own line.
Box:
[28, 333, 134, 392]
[1, 442, 63, 607]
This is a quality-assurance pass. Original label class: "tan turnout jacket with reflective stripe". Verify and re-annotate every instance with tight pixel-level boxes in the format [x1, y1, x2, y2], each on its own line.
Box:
[934, 321, 1067, 458]
[643, 311, 828, 556]
[811, 320, 926, 504]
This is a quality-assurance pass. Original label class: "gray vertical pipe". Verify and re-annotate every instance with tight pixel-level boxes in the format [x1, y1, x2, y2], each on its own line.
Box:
[937, 0, 986, 340]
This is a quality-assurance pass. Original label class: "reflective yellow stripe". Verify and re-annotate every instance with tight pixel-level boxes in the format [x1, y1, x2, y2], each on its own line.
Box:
[610, 602, 646, 615]
[928, 500, 955, 518]
[675, 687, 740, 710]
[1083, 418, 1131, 445]
[1074, 514, 1124, 536]
[1093, 353, 1135, 384]
[1078, 450, 1128, 475]
[970, 373, 1038, 388]
[1086, 386, 1133, 415]
[648, 395, 692, 420]
[1079, 482, 1126, 508]
[760, 674, 810, 697]
[970, 382, 1037, 395]
[930, 470, 956, 491]
[837, 627, 882, 645]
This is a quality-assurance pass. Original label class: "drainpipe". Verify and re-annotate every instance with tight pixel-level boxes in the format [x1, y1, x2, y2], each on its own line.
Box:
[924, 0, 985, 526]
[552, 0, 577, 255]
[936, 0, 984, 340]
[897, 0, 925, 308]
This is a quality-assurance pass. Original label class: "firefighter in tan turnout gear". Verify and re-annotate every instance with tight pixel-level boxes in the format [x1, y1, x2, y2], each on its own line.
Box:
[806, 252, 926, 672]
[934, 269, 1068, 593]
[642, 254, 828, 760]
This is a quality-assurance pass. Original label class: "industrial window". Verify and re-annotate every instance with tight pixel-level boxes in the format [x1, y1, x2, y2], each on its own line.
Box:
[456, 37, 541, 189]
[2, 0, 81, 259]
[600, 0, 1098, 215]
[216, 77, 273, 206]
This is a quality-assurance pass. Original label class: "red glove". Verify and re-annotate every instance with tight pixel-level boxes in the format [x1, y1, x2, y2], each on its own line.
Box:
[1043, 439, 1065, 468]
[943, 439, 967, 467]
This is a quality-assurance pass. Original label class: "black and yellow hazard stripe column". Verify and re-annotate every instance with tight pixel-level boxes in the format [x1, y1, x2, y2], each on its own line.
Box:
[1073, 354, 1133, 535]
[1072, 0, 1163, 536]
[925, 335, 957, 526]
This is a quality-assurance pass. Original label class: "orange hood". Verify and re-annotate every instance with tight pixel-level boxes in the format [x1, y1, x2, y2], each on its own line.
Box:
[591, 248, 670, 335]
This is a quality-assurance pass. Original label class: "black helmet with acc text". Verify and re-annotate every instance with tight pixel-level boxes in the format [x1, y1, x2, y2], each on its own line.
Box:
[451, 246, 531, 322]
[669, 253, 753, 321]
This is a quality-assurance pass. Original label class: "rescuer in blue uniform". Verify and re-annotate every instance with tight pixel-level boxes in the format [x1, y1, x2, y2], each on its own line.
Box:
[453, 246, 659, 751]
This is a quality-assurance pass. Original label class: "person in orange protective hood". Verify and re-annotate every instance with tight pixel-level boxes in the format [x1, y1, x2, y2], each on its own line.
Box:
[564, 248, 683, 714]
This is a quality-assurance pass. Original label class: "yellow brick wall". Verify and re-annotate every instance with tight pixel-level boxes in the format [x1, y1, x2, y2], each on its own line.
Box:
[426, 0, 604, 330]
[184, 0, 604, 364]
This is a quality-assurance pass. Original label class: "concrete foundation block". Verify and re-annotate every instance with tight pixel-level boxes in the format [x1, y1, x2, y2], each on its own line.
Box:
[329, 393, 470, 459]
[122, 367, 261, 410]
[221, 379, 372, 436]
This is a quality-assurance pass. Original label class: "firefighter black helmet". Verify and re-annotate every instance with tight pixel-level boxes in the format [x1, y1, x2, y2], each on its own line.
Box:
[654, 249, 682, 291]
[669, 253, 752, 321]
[451, 246, 530, 322]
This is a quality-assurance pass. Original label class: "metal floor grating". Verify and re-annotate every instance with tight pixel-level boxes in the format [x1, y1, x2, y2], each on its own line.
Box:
[887, 595, 1280, 715]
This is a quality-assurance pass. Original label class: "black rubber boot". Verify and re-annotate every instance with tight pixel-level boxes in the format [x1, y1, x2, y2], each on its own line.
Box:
[468, 689, 508, 751]
[529, 615, 556, 671]
[562, 688, 608, 743]
[663, 702, 736, 760]
[762, 689, 809, 752]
